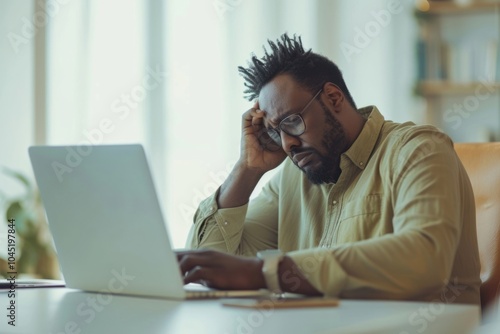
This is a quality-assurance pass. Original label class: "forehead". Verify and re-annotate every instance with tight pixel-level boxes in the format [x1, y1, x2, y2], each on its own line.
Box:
[258, 75, 312, 124]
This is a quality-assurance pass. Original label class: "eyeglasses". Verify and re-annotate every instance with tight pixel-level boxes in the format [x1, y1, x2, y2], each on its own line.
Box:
[259, 89, 322, 150]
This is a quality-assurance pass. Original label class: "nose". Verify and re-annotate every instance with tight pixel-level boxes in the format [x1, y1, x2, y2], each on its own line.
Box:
[280, 131, 301, 153]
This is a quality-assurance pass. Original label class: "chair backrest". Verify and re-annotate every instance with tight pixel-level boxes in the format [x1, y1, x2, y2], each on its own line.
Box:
[454, 142, 500, 312]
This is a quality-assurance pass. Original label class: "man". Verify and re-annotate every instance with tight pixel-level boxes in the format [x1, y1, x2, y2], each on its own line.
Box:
[177, 33, 481, 304]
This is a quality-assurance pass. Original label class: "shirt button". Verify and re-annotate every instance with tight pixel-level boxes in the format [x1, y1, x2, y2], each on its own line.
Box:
[223, 221, 228, 226]
[333, 200, 337, 205]
[359, 162, 364, 166]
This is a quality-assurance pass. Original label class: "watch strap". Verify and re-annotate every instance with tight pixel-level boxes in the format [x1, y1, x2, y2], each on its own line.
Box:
[257, 250, 284, 294]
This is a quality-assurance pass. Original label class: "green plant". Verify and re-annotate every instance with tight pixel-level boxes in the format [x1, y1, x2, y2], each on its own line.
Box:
[0, 167, 60, 279]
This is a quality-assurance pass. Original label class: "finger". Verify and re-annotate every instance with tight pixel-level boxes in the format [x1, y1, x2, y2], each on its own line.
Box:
[242, 107, 260, 122]
[251, 111, 265, 127]
[178, 251, 218, 275]
[243, 109, 265, 129]
[175, 248, 212, 262]
[176, 251, 187, 263]
[175, 249, 198, 262]
[242, 103, 266, 122]
[183, 266, 216, 287]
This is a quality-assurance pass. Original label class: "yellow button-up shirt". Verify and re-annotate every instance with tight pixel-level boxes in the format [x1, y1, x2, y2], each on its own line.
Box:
[187, 106, 481, 304]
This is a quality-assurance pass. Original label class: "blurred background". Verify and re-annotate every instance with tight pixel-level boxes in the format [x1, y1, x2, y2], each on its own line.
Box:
[0, 0, 499, 278]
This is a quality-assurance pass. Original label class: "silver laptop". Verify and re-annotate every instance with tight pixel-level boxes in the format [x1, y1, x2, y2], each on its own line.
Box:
[28, 144, 268, 299]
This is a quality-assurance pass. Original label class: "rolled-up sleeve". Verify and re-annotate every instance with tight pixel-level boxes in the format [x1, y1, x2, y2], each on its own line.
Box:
[186, 188, 248, 252]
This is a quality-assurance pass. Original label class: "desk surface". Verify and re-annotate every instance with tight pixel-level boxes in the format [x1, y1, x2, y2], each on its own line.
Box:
[0, 288, 480, 334]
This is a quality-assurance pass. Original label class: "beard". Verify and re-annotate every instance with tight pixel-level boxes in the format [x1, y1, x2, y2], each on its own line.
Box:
[293, 101, 349, 184]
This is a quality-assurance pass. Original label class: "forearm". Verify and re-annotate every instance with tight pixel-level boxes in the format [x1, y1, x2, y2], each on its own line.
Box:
[217, 161, 265, 208]
[286, 227, 458, 300]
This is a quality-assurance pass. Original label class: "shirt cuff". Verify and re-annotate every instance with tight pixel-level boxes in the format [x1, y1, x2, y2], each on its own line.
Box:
[287, 248, 349, 297]
[193, 188, 249, 249]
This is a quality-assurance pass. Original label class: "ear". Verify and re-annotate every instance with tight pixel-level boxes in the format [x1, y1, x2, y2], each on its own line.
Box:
[323, 82, 344, 111]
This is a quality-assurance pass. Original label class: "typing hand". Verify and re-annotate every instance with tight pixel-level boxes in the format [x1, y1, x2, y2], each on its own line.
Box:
[176, 249, 265, 290]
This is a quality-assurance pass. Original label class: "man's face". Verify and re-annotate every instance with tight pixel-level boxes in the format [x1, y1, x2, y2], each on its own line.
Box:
[258, 75, 350, 184]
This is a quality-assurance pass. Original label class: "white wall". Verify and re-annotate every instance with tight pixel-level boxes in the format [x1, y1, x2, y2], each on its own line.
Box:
[330, 0, 423, 123]
[0, 0, 35, 259]
[0, 1, 35, 201]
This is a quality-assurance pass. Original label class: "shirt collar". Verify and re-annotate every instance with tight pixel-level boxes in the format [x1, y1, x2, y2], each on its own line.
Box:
[343, 106, 385, 170]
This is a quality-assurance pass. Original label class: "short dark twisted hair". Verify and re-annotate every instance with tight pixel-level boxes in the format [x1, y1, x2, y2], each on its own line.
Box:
[238, 33, 357, 109]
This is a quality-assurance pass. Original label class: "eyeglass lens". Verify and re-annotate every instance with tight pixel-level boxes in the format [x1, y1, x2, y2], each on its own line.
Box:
[266, 114, 306, 145]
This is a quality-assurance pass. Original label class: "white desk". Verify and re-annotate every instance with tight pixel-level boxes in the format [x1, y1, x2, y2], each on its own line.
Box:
[1, 288, 480, 334]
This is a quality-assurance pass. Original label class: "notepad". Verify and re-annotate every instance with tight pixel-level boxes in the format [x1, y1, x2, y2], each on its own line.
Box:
[222, 297, 339, 309]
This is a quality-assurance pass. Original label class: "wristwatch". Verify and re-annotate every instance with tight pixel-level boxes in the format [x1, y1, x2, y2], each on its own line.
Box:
[256, 249, 285, 294]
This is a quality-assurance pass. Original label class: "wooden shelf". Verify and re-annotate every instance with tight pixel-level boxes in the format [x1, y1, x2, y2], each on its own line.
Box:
[414, 2, 500, 142]
[416, 81, 500, 96]
[415, 1, 500, 16]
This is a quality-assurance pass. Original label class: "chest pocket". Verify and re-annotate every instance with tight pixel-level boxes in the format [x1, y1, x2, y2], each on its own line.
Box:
[337, 194, 390, 243]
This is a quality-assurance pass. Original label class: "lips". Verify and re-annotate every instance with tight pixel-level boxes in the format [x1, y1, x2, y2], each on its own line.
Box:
[292, 151, 314, 168]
